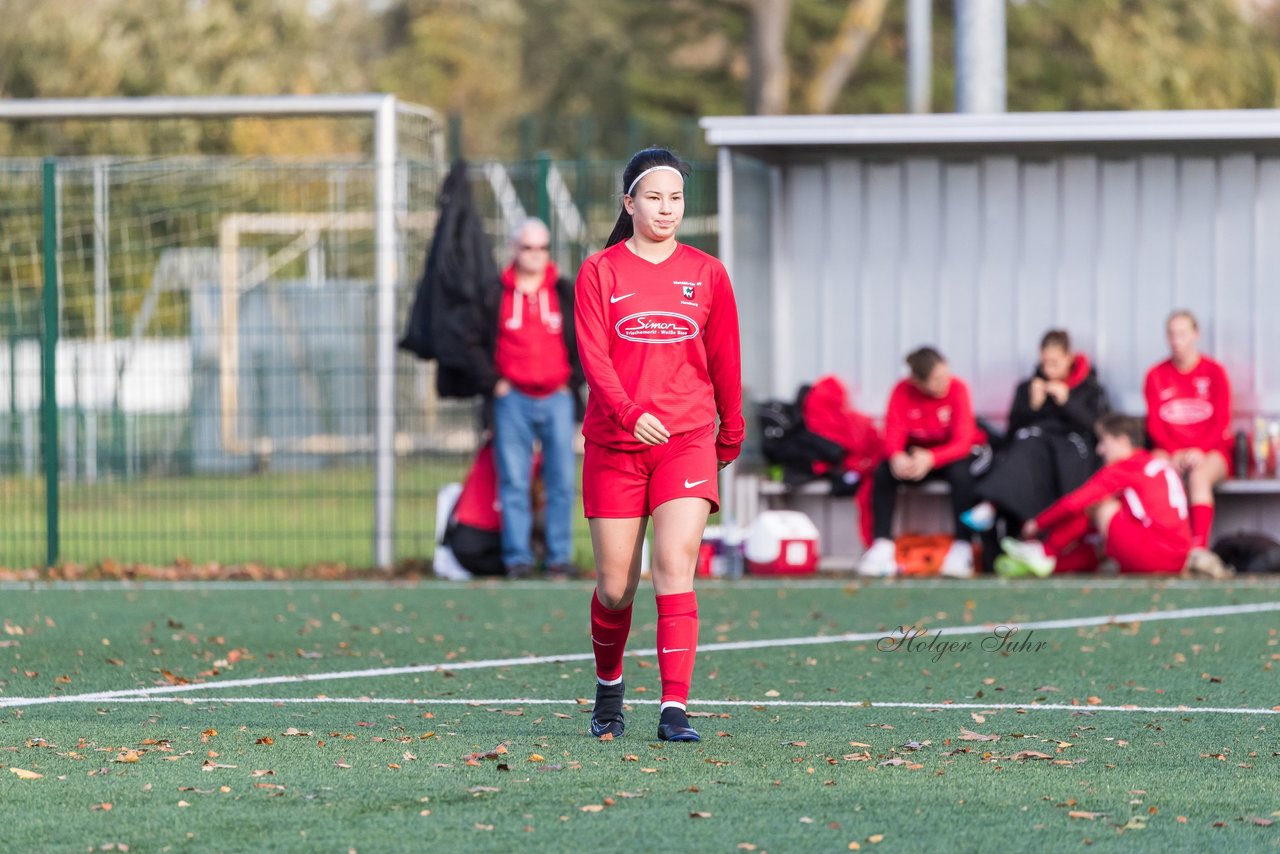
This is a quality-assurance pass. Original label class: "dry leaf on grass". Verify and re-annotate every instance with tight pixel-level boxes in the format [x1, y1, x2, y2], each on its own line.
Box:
[9, 768, 42, 780]
[958, 729, 998, 742]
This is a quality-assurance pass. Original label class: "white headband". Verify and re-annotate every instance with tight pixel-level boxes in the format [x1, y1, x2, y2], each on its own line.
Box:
[626, 165, 684, 197]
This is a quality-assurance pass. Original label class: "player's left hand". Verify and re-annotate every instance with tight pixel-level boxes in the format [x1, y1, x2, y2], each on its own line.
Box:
[717, 460, 730, 471]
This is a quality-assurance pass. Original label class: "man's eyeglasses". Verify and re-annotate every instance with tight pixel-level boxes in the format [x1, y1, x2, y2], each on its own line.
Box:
[519, 244, 550, 252]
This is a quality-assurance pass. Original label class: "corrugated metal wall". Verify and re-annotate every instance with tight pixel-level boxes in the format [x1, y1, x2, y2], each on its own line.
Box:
[756, 150, 1280, 423]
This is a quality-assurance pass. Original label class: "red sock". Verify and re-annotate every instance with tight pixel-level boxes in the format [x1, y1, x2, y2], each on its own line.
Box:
[655, 591, 698, 709]
[590, 591, 632, 683]
[1042, 513, 1092, 558]
[1190, 504, 1214, 550]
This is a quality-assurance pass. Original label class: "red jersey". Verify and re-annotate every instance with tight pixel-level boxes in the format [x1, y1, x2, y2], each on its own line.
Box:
[494, 263, 571, 397]
[574, 241, 744, 461]
[1036, 450, 1192, 545]
[881, 377, 985, 467]
[1143, 356, 1232, 455]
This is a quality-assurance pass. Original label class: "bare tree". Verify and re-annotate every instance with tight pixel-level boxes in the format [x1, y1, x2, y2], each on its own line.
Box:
[806, 0, 890, 113]
[746, 0, 791, 114]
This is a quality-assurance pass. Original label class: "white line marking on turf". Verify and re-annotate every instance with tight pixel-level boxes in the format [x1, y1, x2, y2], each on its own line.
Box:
[3, 600, 1277, 710]
[1, 695, 1275, 715]
[3, 577, 1280, 592]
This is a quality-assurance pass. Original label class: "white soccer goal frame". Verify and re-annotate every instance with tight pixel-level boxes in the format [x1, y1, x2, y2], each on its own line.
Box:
[0, 95, 447, 568]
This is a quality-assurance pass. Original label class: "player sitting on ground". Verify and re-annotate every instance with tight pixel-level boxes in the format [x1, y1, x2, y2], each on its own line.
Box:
[998, 413, 1228, 578]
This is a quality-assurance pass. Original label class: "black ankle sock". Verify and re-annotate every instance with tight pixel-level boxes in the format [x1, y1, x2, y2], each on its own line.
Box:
[659, 706, 689, 727]
[594, 681, 624, 717]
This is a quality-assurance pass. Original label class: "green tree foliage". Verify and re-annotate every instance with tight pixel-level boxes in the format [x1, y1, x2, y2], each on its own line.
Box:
[1, 0, 1279, 157]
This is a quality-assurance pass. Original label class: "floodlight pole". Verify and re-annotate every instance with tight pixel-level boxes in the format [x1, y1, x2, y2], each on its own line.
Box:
[373, 95, 398, 570]
[955, 0, 1006, 113]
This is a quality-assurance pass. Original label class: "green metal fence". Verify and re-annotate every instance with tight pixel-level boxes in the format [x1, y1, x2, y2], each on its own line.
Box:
[1, 154, 717, 571]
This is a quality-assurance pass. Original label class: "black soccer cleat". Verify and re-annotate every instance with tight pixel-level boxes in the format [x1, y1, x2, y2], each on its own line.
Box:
[656, 706, 700, 742]
[589, 680, 625, 739]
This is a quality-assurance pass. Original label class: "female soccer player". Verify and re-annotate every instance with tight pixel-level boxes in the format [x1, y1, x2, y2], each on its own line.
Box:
[574, 148, 743, 742]
[1144, 310, 1232, 573]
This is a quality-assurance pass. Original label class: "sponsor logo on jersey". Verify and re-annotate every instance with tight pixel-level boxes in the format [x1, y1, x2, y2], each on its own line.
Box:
[1159, 398, 1214, 425]
[615, 311, 700, 343]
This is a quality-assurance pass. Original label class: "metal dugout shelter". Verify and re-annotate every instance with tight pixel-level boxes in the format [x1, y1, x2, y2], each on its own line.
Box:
[703, 110, 1280, 561]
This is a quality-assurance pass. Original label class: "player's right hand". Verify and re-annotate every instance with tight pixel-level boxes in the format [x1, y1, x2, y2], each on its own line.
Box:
[633, 413, 670, 445]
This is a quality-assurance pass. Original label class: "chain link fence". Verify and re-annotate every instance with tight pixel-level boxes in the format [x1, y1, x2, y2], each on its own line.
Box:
[0, 104, 717, 570]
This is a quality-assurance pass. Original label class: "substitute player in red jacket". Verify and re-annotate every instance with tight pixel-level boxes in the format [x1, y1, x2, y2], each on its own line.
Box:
[1002, 414, 1192, 576]
[1144, 310, 1231, 573]
[859, 347, 990, 578]
[575, 148, 744, 744]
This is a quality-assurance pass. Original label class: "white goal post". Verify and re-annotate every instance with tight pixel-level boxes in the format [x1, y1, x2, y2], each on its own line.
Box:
[0, 95, 446, 569]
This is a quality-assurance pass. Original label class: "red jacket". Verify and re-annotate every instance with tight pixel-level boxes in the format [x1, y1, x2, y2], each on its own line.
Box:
[574, 241, 744, 461]
[882, 377, 984, 468]
[802, 375, 882, 476]
[494, 263, 572, 397]
[1143, 356, 1232, 455]
[1036, 450, 1192, 546]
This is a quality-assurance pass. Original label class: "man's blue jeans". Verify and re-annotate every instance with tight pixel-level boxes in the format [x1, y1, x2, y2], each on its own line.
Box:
[493, 387, 576, 569]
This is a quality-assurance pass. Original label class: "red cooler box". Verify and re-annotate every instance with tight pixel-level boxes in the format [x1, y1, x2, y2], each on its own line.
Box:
[744, 511, 820, 575]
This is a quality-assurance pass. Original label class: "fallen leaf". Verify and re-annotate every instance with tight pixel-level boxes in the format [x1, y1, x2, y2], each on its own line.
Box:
[690, 811, 712, 819]
[799, 816, 815, 824]
[1246, 816, 1273, 827]
[1120, 816, 1147, 830]
[474, 823, 494, 831]
[115, 750, 141, 764]
[9, 768, 42, 780]
[281, 728, 312, 737]
[868, 834, 885, 844]
[764, 690, 780, 698]
[1069, 811, 1102, 820]
[92, 803, 112, 811]
[580, 804, 604, 813]
[958, 729, 999, 742]
[1010, 751, 1052, 761]
[177, 800, 191, 808]
[528, 754, 546, 763]
[255, 737, 274, 746]
[251, 770, 275, 778]
[598, 733, 614, 742]
[878, 758, 905, 766]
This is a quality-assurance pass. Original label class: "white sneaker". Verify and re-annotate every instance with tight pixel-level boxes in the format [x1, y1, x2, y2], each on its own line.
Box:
[431, 546, 473, 581]
[858, 538, 899, 577]
[940, 541, 975, 578]
[1000, 537, 1055, 577]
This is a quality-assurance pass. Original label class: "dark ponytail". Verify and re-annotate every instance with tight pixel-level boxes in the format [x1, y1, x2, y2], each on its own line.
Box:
[604, 147, 691, 248]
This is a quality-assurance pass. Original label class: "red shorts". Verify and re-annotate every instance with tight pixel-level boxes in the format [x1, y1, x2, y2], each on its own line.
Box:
[582, 423, 719, 517]
[1105, 512, 1190, 574]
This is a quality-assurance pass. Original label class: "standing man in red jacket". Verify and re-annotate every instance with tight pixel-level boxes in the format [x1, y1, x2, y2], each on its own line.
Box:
[859, 347, 989, 578]
[1143, 310, 1232, 574]
[481, 218, 584, 580]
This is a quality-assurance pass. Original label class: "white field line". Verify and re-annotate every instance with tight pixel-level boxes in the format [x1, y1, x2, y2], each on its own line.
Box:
[2, 600, 1277, 710]
[6, 695, 1274, 715]
[3, 577, 1280, 593]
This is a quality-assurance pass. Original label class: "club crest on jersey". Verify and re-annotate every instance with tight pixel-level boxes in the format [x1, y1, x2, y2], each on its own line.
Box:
[1195, 377, 1211, 396]
[615, 311, 700, 343]
[682, 285, 694, 299]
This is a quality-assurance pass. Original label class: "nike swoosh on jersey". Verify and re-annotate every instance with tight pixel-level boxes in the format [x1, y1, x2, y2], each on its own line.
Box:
[683, 478, 709, 488]
[661, 647, 689, 654]
[610, 292, 636, 303]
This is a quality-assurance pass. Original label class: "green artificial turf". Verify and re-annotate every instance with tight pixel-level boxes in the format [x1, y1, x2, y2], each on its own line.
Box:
[1, 577, 1277, 852]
